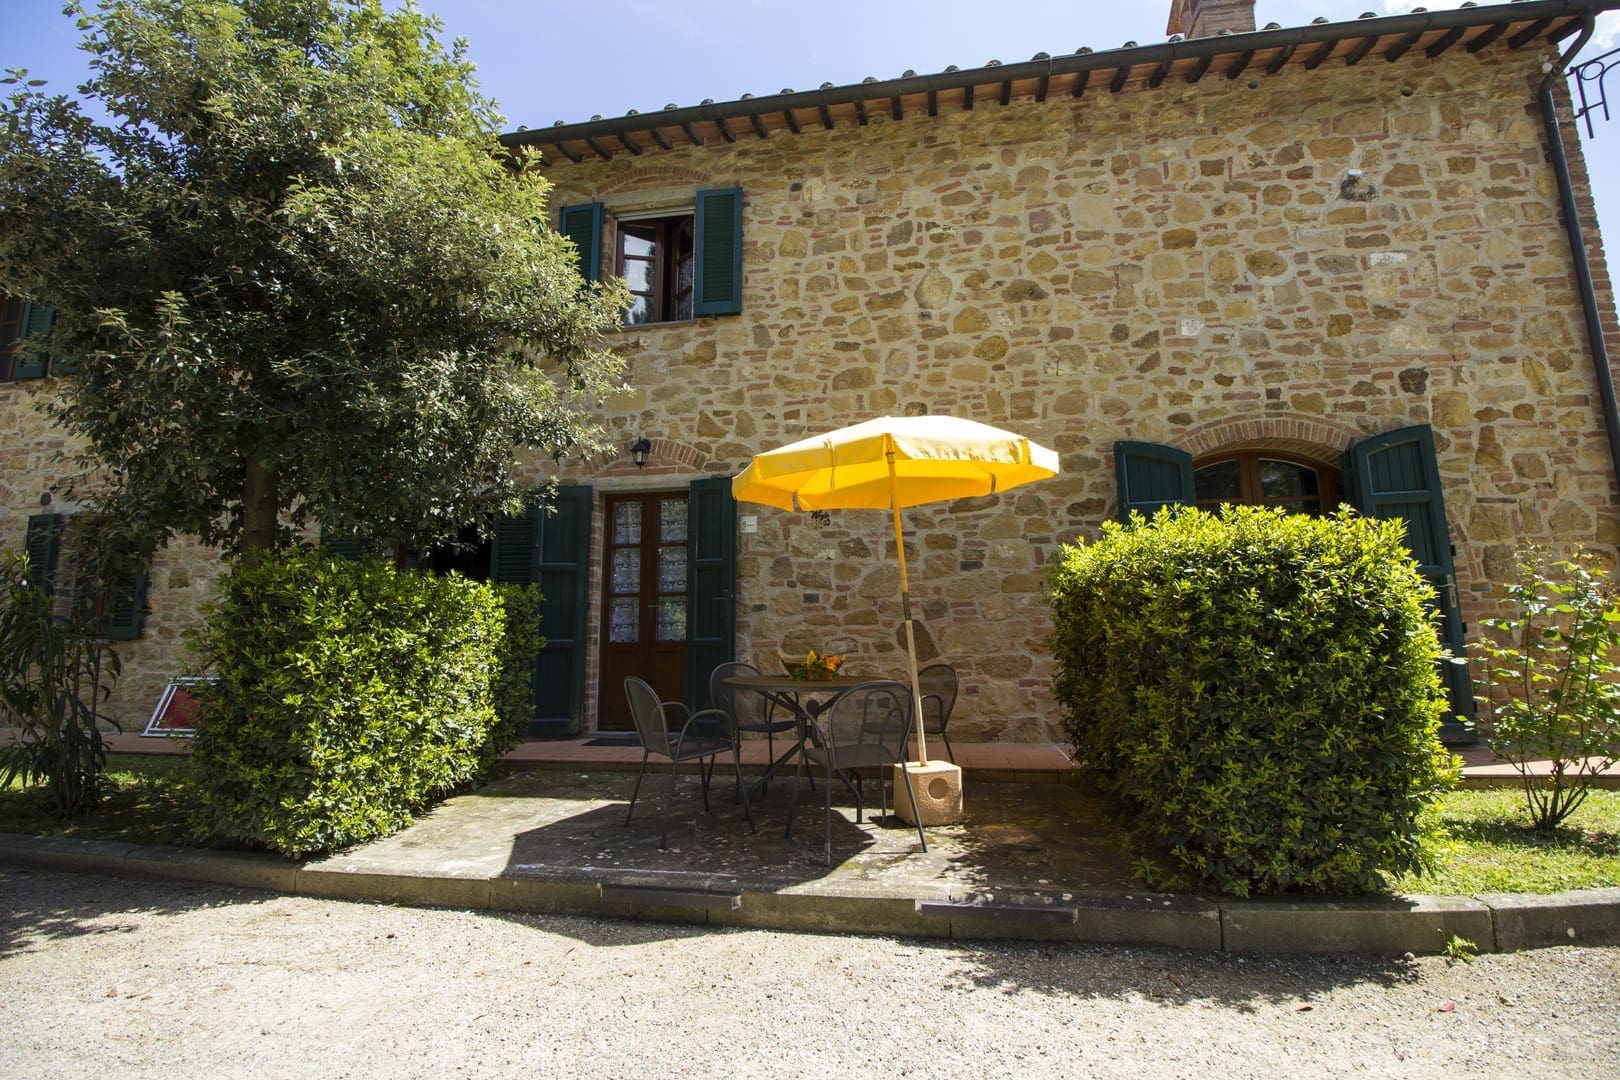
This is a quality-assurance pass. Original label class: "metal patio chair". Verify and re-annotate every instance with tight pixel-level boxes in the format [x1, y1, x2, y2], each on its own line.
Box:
[710, 660, 804, 797]
[786, 679, 928, 867]
[622, 676, 754, 849]
[917, 662, 959, 764]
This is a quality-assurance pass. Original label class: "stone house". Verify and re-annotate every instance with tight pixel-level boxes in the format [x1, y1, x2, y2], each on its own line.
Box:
[4, 0, 1618, 745]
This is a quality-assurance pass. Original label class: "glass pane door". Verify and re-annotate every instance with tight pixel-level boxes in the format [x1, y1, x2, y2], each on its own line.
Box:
[598, 492, 688, 730]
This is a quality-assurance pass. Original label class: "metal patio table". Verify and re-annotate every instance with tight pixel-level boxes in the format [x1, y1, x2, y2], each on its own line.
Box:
[718, 672, 885, 795]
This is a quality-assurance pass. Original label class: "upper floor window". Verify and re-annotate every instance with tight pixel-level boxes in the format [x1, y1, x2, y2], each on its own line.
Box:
[1192, 452, 1341, 517]
[619, 213, 694, 325]
[559, 187, 743, 325]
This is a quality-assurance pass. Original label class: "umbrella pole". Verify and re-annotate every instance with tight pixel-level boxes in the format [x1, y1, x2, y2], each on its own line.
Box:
[887, 451, 929, 767]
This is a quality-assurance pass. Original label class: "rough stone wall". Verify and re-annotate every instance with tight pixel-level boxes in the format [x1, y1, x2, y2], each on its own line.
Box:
[0, 379, 226, 729]
[2, 42, 1616, 743]
[538, 44, 1620, 741]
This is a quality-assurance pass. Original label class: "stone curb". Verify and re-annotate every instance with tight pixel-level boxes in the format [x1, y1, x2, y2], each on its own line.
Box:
[5, 832, 1618, 955]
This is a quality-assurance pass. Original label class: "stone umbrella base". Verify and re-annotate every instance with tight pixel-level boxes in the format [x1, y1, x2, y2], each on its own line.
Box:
[892, 759, 964, 826]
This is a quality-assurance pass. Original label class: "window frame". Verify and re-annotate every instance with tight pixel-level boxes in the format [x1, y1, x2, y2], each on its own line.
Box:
[557, 186, 743, 325]
[1192, 451, 1342, 517]
[0, 299, 71, 381]
[614, 210, 695, 327]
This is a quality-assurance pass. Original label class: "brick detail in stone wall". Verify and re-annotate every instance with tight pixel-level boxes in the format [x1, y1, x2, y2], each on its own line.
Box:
[1168, 0, 1256, 40]
[1180, 413, 1361, 463]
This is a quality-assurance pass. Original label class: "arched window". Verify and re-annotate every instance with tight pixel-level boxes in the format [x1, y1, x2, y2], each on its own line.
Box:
[1192, 452, 1341, 517]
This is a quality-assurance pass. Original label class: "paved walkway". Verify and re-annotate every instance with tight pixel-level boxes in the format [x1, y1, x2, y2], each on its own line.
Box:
[5, 732, 1619, 955]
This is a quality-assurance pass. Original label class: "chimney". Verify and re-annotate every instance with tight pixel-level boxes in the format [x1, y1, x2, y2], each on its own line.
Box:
[1166, 0, 1257, 39]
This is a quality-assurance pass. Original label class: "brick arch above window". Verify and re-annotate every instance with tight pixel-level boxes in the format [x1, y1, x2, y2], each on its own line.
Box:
[594, 166, 716, 199]
[1178, 416, 1482, 602]
[1179, 414, 1367, 467]
[1177, 416, 1367, 519]
[583, 436, 712, 480]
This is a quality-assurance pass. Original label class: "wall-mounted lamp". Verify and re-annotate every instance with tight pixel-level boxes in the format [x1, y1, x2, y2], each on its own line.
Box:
[629, 437, 652, 469]
[39, 491, 52, 508]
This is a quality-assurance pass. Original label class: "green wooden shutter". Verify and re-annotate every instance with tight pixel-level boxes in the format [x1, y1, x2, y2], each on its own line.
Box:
[24, 513, 62, 594]
[693, 187, 743, 317]
[559, 203, 603, 284]
[104, 572, 148, 641]
[489, 502, 537, 586]
[1114, 441, 1194, 522]
[318, 526, 366, 561]
[12, 304, 53, 380]
[490, 489, 593, 736]
[532, 486, 592, 735]
[490, 501, 541, 733]
[686, 477, 737, 712]
[1343, 424, 1475, 742]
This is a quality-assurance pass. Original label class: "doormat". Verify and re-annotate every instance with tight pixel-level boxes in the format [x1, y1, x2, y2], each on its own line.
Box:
[583, 733, 643, 747]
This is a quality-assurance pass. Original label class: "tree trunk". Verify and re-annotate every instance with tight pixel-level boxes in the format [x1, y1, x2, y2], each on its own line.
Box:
[241, 457, 281, 555]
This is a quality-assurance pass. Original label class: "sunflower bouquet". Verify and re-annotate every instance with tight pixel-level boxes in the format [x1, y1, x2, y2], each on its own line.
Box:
[782, 648, 847, 681]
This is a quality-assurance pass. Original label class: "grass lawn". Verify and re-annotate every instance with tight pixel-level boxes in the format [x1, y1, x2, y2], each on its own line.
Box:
[0, 752, 532, 851]
[1, 752, 204, 848]
[1387, 786, 1620, 895]
[5, 755, 1619, 896]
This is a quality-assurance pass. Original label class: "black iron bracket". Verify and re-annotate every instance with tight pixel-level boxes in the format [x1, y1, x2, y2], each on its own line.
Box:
[1573, 45, 1620, 139]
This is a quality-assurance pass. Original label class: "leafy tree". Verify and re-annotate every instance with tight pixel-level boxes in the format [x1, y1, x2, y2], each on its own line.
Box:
[0, 0, 627, 561]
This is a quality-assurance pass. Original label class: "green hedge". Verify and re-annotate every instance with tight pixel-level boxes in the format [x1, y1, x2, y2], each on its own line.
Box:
[189, 551, 536, 856]
[1047, 506, 1457, 896]
[485, 582, 542, 773]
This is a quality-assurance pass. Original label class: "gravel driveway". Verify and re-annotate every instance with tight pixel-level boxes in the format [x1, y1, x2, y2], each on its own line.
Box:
[3, 867, 1617, 1078]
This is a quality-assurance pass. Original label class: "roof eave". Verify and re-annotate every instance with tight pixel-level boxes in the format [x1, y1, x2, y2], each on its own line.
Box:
[502, 0, 1613, 161]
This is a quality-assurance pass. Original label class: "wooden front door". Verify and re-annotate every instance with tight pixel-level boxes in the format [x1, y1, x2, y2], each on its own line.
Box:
[598, 491, 689, 730]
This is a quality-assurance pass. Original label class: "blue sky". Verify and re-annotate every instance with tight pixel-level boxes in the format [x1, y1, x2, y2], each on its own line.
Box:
[9, 1, 1619, 251]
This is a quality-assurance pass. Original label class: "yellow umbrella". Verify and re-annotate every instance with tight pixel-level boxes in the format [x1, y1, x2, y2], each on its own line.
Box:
[732, 415, 1060, 765]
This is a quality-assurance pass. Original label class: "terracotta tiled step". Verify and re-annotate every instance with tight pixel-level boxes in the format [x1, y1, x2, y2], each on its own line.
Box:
[20, 730, 1619, 788]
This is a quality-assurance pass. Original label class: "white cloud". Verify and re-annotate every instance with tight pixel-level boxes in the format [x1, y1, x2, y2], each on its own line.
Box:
[1594, 12, 1619, 53]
